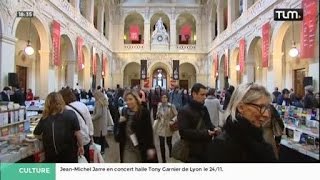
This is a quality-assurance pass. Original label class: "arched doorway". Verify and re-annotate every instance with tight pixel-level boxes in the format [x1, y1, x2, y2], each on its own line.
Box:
[247, 37, 263, 85]
[15, 17, 42, 97]
[230, 48, 241, 86]
[271, 21, 315, 95]
[58, 34, 75, 89]
[124, 12, 144, 44]
[152, 68, 167, 89]
[179, 63, 196, 90]
[176, 13, 196, 44]
[219, 55, 225, 90]
[123, 62, 140, 88]
[78, 45, 90, 90]
[93, 53, 102, 89]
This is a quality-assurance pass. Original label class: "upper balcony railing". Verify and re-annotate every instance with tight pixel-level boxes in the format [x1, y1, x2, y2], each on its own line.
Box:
[124, 44, 145, 51]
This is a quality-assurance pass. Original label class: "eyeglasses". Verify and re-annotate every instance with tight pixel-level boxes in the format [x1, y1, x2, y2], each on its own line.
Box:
[245, 103, 270, 115]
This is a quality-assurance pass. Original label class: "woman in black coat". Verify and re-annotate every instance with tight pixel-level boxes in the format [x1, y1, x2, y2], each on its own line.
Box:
[207, 83, 276, 162]
[118, 90, 157, 163]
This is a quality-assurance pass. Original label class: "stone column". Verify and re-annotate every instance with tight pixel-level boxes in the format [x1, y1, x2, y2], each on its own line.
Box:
[85, 0, 94, 24]
[66, 60, 76, 88]
[227, 0, 238, 28]
[144, 20, 151, 51]
[105, 12, 110, 39]
[97, 5, 105, 33]
[217, 0, 224, 34]
[170, 21, 176, 51]
[273, 52, 284, 90]
[38, 50, 50, 99]
[84, 54, 91, 91]
[196, 22, 201, 50]
[96, 60, 102, 88]
[0, 35, 16, 89]
[211, 10, 216, 40]
[70, 0, 80, 12]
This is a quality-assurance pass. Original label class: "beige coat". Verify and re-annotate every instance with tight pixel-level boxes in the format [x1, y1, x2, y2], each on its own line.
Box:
[92, 103, 114, 137]
[154, 103, 178, 137]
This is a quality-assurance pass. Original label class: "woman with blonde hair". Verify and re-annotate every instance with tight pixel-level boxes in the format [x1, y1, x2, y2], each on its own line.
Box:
[207, 83, 276, 162]
[118, 90, 157, 163]
[92, 90, 114, 154]
[34, 92, 83, 162]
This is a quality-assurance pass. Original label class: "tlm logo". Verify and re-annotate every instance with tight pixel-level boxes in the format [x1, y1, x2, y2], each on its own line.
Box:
[274, 9, 303, 21]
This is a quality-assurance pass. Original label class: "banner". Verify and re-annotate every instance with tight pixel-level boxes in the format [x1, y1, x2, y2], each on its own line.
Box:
[102, 54, 107, 76]
[180, 24, 191, 42]
[239, 39, 246, 73]
[173, 60, 180, 80]
[140, 60, 147, 80]
[77, 37, 83, 71]
[52, 20, 61, 66]
[224, 49, 229, 77]
[262, 22, 270, 67]
[129, 25, 140, 41]
[92, 47, 97, 75]
[300, 0, 318, 59]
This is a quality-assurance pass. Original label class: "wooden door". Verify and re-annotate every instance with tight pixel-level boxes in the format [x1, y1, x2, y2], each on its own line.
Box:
[131, 79, 140, 88]
[294, 68, 306, 98]
[179, 80, 188, 90]
[16, 66, 27, 91]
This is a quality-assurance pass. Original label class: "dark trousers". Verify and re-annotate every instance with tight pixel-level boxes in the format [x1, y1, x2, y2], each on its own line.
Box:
[152, 106, 158, 120]
[159, 136, 172, 163]
[83, 142, 91, 162]
[93, 134, 108, 153]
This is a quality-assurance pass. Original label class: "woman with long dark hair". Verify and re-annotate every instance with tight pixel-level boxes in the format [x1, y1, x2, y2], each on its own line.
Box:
[119, 90, 157, 163]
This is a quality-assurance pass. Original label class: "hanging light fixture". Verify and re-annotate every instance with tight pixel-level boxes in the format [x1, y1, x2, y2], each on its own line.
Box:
[24, 17, 34, 56]
[81, 63, 85, 69]
[288, 21, 299, 58]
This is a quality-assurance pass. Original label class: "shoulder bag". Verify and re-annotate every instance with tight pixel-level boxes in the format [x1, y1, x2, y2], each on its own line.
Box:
[172, 117, 202, 162]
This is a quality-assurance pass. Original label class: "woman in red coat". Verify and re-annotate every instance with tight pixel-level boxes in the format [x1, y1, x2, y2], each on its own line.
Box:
[26, 89, 34, 101]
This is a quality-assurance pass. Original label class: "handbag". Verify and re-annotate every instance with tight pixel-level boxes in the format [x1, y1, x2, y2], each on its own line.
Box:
[172, 117, 202, 162]
[169, 105, 178, 131]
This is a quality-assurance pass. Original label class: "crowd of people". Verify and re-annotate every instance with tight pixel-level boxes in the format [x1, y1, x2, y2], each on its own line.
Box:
[1, 82, 319, 163]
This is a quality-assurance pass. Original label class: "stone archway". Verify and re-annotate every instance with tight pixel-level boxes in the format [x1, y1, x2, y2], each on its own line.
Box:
[78, 45, 91, 90]
[123, 62, 140, 88]
[176, 13, 196, 44]
[124, 12, 145, 44]
[59, 34, 75, 89]
[179, 63, 196, 89]
[247, 36, 264, 85]
[149, 62, 171, 89]
[230, 48, 240, 86]
[14, 17, 49, 99]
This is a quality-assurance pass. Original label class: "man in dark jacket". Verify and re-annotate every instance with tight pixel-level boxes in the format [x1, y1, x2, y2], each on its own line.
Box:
[303, 85, 317, 109]
[1, 87, 12, 101]
[178, 83, 220, 162]
[277, 88, 291, 106]
[223, 85, 235, 110]
[10, 86, 25, 106]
